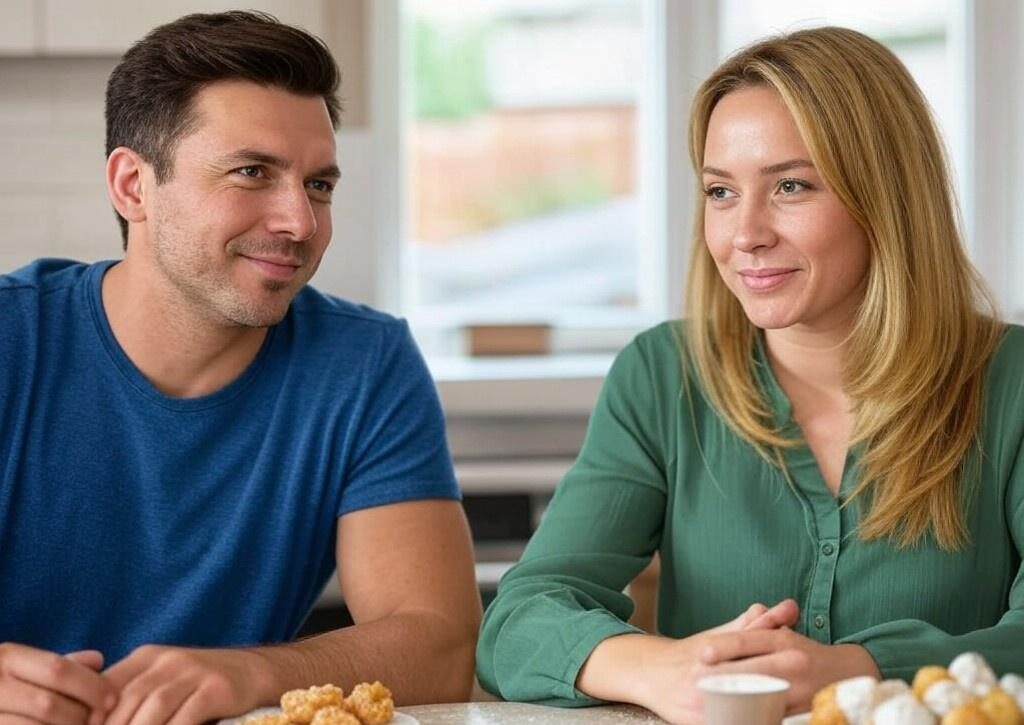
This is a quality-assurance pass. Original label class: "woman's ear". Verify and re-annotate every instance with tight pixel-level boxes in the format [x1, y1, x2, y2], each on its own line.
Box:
[105, 147, 149, 226]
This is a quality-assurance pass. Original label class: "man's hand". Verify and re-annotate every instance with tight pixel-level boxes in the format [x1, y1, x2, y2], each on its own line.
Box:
[697, 628, 881, 713]
[0, 644, 117, 725]
[102, 646, 271, 725]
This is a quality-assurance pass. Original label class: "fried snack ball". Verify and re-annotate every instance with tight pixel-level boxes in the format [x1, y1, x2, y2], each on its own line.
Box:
[281, 684, 346, 724]
[876, 680, 912, 704]
[310, 706, 362, 725]
[1000, 676, 1024, 712]
[871, 693, 938, 725]
[811, 684, 847, 725]
[242, 714, 290, 725]
[345, 681, 395, 725]
[916, 667, 955, 700]
[951, 654, 999, 697]
[925, 680, 975, 717]
[942, 702, 996, 725]
[835, 677, 884, 725]
[978, 687, 1024, 725]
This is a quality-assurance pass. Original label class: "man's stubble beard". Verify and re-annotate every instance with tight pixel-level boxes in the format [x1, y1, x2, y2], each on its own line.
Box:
[150, 225, 301, 329]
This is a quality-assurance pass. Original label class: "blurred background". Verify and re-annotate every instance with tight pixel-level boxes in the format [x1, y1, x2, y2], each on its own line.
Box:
[2, 0, 1021, 628]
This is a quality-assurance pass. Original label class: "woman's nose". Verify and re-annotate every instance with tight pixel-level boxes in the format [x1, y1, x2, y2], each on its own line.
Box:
[731, 200, 777, 252]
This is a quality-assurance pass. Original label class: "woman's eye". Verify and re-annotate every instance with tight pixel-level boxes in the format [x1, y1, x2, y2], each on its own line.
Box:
[778, 178, 809, 194]
[705, 186, 735, 200]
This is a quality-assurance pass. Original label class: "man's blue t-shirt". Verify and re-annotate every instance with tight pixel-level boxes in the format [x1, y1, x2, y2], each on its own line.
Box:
[0, 259, 460, 662]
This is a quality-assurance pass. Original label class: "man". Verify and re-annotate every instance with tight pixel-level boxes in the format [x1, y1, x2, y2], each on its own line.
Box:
[0, 11, 481, 725]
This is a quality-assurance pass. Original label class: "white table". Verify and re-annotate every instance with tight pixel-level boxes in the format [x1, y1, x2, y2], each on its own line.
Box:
[401, 702, 669, 724]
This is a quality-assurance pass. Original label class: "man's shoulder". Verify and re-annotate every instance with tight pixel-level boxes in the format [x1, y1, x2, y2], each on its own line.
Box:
[289, 285, 406, 332]
[285, 286, 416, 359]
[0, 258, 97, 298]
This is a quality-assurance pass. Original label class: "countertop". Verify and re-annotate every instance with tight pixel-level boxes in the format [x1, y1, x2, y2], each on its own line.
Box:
[401, 702, 669, 724]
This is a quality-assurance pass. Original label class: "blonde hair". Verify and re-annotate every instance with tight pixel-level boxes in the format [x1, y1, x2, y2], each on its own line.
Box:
[685, 27, 1003, 550]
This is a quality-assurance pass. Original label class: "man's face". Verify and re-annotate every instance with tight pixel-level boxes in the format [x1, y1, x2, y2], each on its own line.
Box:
[141, 80, 339, 328]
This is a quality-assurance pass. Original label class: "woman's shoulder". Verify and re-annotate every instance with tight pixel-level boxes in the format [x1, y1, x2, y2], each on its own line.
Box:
[984, 322, 1024, 416]
[617, 320, 688, 370]
[606, 320, 692, 396]
[989, 323, 1024, 381]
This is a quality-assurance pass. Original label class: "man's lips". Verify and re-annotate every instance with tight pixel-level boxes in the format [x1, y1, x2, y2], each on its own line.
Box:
[242, 255, 302, 281]
[738, 268, 799, 291]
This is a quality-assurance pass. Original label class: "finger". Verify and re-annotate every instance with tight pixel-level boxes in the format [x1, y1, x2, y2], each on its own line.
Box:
[713, 603, 767, 633]
[0, 714, 47, 725]
[165, 689, 222, 725]
[0, 678, 91, 725]
[124, 681, 194, 725]
[107, 655, 191, 725]
[700, 628, 794, 664]
[63, 651, 112, 725]
[102, 651, 152, 693]
[2, 645, 115, 714]
[104, 686, 146, 725]
[103, 668, 151, 725]
[744, 599, 800, 631]
[701, 650, 810, 707]
[703, 649, 806, 677]
[736, 603, 769, 628]
[64, 652, 103, 672]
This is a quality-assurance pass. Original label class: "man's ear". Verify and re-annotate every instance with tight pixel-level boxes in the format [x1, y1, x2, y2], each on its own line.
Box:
[106, 147, 149, 226]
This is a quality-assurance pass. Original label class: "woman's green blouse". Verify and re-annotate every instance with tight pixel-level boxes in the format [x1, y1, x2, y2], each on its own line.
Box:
[476, 322, 1024, 705]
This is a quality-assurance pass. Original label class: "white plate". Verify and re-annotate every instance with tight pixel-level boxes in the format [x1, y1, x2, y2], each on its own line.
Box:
[220, 707, 418, 725]
[782, 714, 810, 725]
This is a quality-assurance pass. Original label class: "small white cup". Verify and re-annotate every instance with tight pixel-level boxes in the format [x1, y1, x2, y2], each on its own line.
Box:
[697, 673, 791, 725]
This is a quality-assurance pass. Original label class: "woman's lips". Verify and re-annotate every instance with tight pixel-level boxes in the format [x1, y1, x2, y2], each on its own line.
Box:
[738, 268, 798, 291]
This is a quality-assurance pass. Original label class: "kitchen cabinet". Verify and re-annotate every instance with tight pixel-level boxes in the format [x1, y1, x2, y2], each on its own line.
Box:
[11, 1, 324, 55]
[0, 1, 36, 54]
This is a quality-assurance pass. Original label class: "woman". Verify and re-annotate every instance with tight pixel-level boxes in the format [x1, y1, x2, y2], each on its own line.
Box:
[476, 26, 1023, 724]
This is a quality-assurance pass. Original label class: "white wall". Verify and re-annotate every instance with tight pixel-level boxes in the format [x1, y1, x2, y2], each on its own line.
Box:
[0, 58, 380, 307]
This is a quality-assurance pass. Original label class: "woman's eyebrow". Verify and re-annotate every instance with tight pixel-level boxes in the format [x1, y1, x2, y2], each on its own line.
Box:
[760, 159, 814, 174]
[701, 158, 814, 178]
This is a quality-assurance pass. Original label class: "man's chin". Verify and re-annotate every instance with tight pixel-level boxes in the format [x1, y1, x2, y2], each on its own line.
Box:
[219, 299, 292, 329]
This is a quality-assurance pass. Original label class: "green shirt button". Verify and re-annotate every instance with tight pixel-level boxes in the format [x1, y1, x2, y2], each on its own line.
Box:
[822, 543, 835, 556]
[814, 614, 826, 629]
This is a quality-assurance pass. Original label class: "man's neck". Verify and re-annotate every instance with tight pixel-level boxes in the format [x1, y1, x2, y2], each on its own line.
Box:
[101, 259, 269, 398]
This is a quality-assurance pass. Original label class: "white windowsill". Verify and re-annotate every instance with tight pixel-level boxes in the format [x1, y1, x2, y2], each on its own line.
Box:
[429, 353, 613, 417]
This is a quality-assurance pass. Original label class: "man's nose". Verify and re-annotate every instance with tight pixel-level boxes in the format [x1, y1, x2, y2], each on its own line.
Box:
[266, 183, 318, 241]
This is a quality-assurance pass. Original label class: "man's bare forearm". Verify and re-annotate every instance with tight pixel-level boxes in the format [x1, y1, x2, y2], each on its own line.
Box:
[246, 609, 479, 706]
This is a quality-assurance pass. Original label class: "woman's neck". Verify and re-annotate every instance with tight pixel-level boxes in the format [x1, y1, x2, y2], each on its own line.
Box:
[763, 325, 848, 407]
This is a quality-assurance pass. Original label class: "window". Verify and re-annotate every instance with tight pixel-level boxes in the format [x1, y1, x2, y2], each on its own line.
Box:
[371, 1, 1022, 374]
[719, 0, 970, 239]
[400, 0, 662, 355]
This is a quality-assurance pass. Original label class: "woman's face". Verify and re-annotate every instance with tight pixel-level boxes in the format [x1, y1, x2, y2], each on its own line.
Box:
[701, 86, 870, 335]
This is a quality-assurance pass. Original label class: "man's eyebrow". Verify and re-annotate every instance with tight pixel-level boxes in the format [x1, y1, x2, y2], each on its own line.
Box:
[701, 159, 815, 178]
[218, 149, 340, 179]
[311, 163, 341, 180]
[219, 149, 291, 170]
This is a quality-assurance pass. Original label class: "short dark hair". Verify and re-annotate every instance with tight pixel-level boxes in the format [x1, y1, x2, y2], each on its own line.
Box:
[105, 11, 342, 247]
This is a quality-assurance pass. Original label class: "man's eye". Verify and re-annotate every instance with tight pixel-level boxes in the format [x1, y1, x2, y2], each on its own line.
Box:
[307, 180, 335, 194]
[235, 166, 264, 178]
